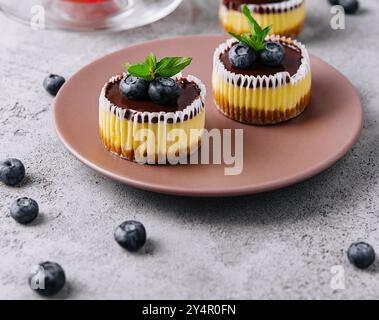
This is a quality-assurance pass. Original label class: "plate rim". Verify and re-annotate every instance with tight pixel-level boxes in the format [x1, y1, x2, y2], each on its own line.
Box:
[53, 34, 364, 197]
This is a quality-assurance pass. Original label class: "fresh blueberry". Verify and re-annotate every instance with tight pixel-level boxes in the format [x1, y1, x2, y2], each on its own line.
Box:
[29, 262, 66, 296]
[339, 0, 359, 14]
[0, 158, 25, 186]
[229, 42, 256, 69]
[43, 74, 65, 96]
[328, 0, 340, 5]
[10, 198, 39, 225]
[148, 77, 181, 106]
[347, 242, 376, 269]
[114, 221, 147, 252]
[119, 75, 149, 100]
[259, 42, 286, 67]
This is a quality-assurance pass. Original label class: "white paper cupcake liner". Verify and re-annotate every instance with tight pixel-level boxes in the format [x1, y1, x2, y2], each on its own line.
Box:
[223, 0, 304, 13]
[99, 74, 206, 128]
[213, 35, 310, 91]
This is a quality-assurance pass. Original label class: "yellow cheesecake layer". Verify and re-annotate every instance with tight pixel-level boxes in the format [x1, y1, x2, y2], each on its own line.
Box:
[212, 36, 311, 125]
[99, 108, 205, 163]
[219, 1, 306, 37]
[212, 73, 311, 124]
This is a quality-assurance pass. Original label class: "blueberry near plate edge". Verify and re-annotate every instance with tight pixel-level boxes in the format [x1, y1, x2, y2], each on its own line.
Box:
[43, 74, 66, 97]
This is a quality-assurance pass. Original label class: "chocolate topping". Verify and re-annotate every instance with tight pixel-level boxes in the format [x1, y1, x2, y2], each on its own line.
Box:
[220, 40, 302, 87]
[224, 0, 288, 4]
[106, 78, 200, 112]
[222, 0, 301, 12]
[104, 78, 201, 122]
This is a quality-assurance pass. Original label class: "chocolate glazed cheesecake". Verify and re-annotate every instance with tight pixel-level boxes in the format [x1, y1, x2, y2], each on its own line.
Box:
[213, 36, 311, 125]
[99, 75, 206, 163]
[220, 0, 306, 37]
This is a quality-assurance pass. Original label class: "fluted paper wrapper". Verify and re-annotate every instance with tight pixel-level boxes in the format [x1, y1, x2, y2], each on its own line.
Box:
[99, 74, 206, 163]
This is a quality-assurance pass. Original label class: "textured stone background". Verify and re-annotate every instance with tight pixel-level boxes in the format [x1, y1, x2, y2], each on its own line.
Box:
[0, 0, 378, 300]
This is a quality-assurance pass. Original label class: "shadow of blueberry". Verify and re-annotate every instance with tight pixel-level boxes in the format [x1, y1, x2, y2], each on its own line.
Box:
[142, 239, 158, 256]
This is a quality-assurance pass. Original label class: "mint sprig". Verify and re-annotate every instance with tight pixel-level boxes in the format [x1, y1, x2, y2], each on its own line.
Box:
[123, 53, 192, 81]
[228, 4, 272, 52]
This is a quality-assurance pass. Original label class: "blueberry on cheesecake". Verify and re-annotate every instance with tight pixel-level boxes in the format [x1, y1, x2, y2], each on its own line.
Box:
[213, 5, 311, 125]
[99, 53, 206, 164]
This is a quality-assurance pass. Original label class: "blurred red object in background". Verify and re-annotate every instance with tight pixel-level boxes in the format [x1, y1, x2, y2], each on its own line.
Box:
[57, 0, 129, 21]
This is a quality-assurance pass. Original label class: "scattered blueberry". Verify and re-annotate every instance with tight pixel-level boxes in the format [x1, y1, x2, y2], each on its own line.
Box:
[29, 262, 66, 296]
[43, 74, 66, 96]
[347, 242, 376, 269]
[119, 74, 149, 100]
[259, 42, 286, 67]
[148, 77, 181, 106]
[114, 221, 147, 252]
[328, 0, 340, 5]
[0, 158, 25, 186]
[339, 0, 359, 14]
[10, 198, 39, 225]
[229, 42, 256, 69]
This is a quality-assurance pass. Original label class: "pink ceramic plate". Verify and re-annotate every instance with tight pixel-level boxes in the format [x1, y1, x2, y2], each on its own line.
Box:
[53, 35, 363, 197]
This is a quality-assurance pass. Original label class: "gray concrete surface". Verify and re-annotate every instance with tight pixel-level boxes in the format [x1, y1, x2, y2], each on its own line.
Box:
[0, 0, 378, 300]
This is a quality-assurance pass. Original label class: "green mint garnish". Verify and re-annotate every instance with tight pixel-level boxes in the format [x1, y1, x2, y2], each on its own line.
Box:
[228, 4, 272, 52]
[123, 53, 192, 81]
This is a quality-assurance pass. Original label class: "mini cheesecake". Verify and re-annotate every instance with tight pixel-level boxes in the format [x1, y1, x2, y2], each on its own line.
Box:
[212, 35, 311, 125]
[220, 0, 306, 37]
[99, 75, 206, 163]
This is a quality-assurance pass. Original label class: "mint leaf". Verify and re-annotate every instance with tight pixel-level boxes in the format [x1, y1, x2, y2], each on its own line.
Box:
[229, 33, 264, 52]
[228, 32, 247, 44]
[145, 53, 157, 73]
[155, 57, 192, 78]
[228, 4, 272, 52]
[242, 5, 260, 35]
[127, 63, 154, 81]
[261, 25, 272, 39]
[123, 63, 132, 70]
[123, 54, 192, 80]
